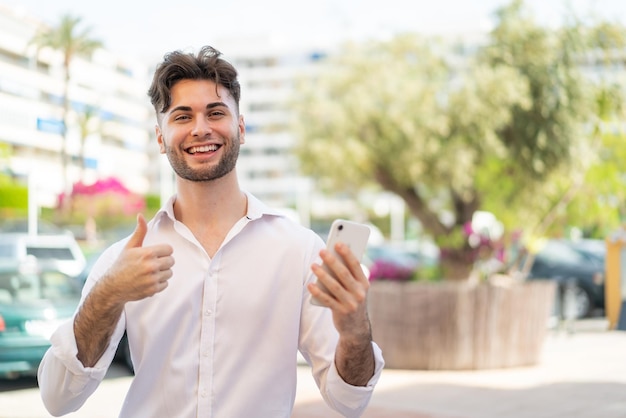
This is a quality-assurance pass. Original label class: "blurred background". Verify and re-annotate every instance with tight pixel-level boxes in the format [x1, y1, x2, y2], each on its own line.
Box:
[1, 0, 626, 390]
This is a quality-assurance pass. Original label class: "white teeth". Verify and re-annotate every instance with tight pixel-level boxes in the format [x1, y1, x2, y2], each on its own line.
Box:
[188, 145, 218, 154]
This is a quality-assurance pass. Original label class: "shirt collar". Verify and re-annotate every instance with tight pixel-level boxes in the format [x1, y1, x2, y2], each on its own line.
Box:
[244, 191, 285, 220]
[154, 191, 286, 223]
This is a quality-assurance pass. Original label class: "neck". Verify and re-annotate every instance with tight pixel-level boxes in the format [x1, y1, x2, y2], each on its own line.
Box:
[173, 171, 247, 230]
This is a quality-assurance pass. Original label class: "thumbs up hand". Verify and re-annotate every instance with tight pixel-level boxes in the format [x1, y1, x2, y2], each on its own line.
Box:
[125, 212, 149, 249]
[101, 213, 175, 303]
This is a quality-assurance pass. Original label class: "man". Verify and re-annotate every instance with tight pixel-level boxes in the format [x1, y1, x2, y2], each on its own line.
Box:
[38, 46, 384, 418]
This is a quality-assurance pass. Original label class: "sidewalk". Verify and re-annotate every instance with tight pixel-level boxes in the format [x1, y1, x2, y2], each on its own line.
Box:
[1, 320, 622, 417]
[293, 320, 626, 418]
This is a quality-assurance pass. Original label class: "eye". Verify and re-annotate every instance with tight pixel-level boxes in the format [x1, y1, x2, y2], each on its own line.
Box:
[208, 110, 225, 119]
[174, 114, 191, 121]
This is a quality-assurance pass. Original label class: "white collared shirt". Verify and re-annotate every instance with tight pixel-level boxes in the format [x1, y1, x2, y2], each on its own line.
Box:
[38, 192, 384, 418]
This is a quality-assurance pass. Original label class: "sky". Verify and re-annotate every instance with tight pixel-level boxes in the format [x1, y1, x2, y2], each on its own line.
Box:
[7, 0, 626, 64]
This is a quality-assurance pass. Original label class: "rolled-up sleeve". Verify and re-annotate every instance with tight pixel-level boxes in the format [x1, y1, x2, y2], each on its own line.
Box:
[321, 341, 385, 417]
[37, 310, 125, 416]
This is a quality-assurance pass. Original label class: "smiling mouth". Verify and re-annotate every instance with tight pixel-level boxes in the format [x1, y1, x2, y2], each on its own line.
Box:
[186, 144, 220, 154]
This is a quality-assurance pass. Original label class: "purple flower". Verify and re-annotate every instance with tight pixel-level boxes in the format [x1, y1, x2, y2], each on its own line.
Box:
[369, 259, 414, 282]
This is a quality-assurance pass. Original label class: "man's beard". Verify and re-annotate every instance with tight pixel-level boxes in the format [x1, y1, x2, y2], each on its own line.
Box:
[165, 132, 240, 182]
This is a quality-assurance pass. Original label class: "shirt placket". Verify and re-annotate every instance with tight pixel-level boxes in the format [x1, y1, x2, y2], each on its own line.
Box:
[196, 254, 220, 417]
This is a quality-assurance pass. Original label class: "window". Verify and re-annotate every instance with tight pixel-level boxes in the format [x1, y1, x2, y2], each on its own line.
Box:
[26, 247, 75, 261]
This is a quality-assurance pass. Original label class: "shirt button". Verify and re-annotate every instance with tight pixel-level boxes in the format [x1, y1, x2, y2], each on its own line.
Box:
[203, 350, 210, 357]
[205, 309, 212, 316]
[201, 390, 207, 398]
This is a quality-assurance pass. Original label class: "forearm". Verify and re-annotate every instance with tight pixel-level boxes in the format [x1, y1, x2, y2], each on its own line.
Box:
[334, 333, 375, 386]
[74, 279, 125, 367]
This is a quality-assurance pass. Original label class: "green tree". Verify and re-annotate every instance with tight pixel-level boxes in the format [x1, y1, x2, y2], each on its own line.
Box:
[0, 174, 28, 218]
[29, 15, 103, 202]
[550, 87, 626, 238]
[291, 0, 625, 279]
[0, 143, 27, 217]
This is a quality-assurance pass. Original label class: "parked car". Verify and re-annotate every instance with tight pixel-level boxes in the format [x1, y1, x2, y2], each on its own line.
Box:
[569, 239, 605, 269]
[0, 258, 81, 378]
[365, 240, 442, 282]
[365, 244, 421, 281]
[526, 239, 605, 319]
[0, 232, 86, 277]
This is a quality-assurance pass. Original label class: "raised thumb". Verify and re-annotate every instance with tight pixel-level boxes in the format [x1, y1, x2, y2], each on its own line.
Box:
[125, 213, 147, 249]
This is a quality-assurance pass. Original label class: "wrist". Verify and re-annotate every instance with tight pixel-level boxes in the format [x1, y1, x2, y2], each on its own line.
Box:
[94, 274, 128, 309]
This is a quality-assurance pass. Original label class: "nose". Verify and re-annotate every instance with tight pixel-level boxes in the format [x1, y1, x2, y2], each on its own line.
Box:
[191, 117, 212, 137]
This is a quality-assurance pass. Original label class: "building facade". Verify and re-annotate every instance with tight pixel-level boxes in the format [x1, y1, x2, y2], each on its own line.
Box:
[8, 6, 621, 236]
[0, 4, 154, 209]
[0, 5, 336, 227]
[220, 38, 334, 227]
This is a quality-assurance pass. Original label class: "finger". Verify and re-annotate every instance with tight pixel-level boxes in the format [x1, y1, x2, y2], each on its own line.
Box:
[151, 244, 174, 258]
[314, 255, 353, 303]
[319, 248, 369, 305]
[156, 268, 173, 283]
[335, 243, 368, 284]
[125, 213, 148, 249]
[307, 282, 332, 307]
[154, 254, 175, 272]
[308, 280, 348, 312]
[312, 263, 346, 300]
[321, 247, 355, 288]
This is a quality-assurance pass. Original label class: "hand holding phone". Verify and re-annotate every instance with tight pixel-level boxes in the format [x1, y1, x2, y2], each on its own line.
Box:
[311, 219, 370, 306]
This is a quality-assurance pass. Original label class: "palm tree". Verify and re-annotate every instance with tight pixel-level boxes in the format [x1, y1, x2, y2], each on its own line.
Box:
[76, 105, 100, 181]
[29, 14, 103, 209]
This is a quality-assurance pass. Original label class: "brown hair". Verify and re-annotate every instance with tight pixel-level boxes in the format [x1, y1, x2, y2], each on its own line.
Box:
[147, 46, 241, 115]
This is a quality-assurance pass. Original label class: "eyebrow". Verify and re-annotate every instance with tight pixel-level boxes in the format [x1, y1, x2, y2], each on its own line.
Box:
[168, 102, 229, 114]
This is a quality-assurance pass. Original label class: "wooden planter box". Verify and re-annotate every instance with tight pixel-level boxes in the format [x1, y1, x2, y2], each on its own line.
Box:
[368, 279, 556, 370]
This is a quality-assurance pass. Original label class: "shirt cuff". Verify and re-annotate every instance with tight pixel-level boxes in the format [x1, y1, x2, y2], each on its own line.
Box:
[49, 317, 120, 391]
[325, 341, 385, 412]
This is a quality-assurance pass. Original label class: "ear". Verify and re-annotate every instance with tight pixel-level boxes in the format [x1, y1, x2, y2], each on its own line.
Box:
[155, 124, 166, 154]
[238, 115, 246, 145]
